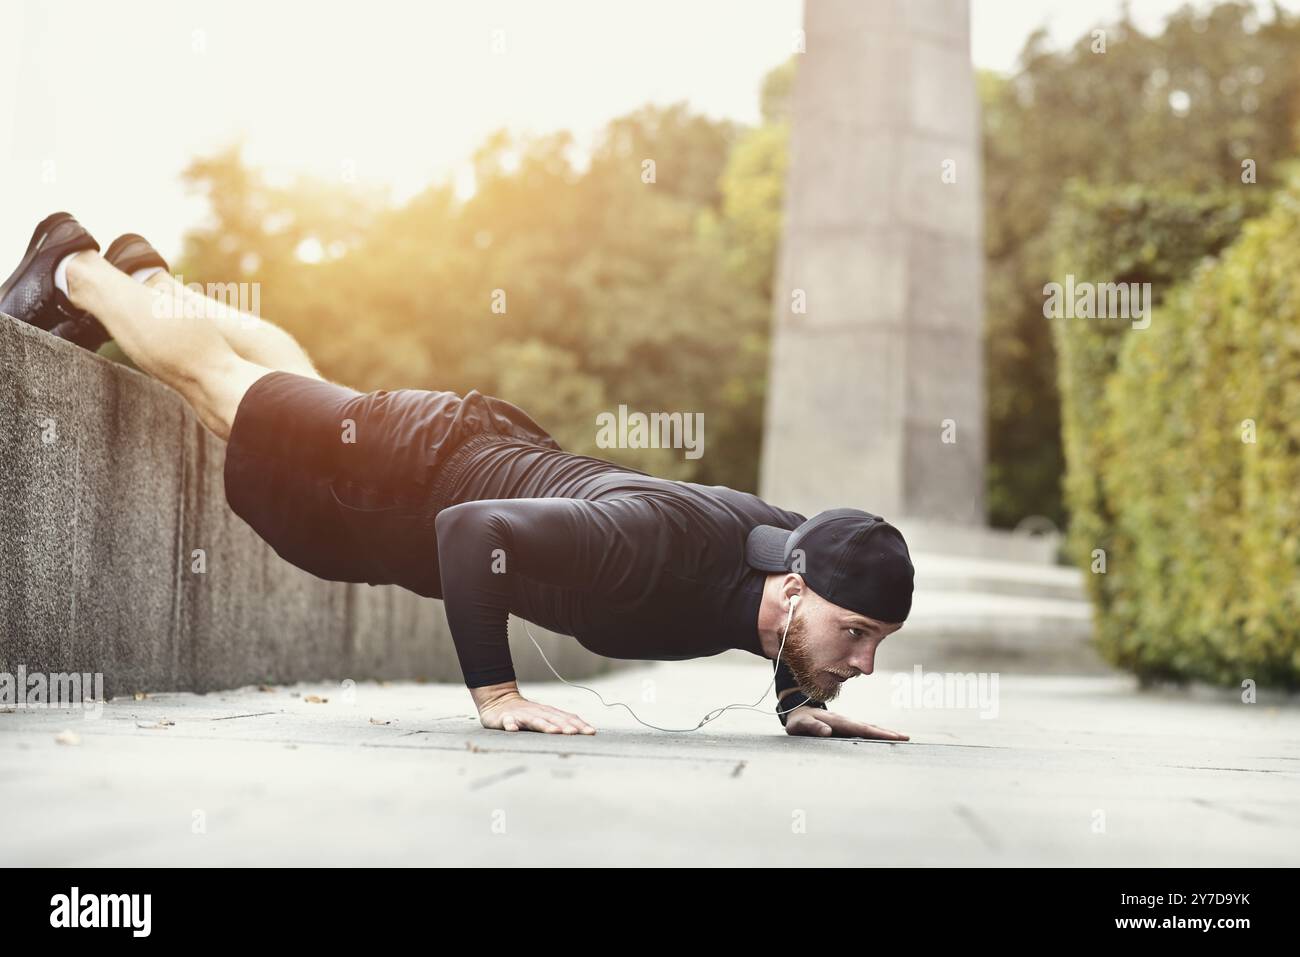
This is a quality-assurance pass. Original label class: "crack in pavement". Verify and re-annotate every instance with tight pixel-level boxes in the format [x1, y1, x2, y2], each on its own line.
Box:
[208, 712, 280, 721]
[954, 803, 1001, 852]
[1191, 797, 1279, 825]
[365, 741, 744, 762]
[1164, 765, 1296, 775]
[38, 726, 757, 763]
[469, 765, 528, 791]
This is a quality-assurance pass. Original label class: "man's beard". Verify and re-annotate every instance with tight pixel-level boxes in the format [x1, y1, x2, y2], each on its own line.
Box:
[776, 612, 840, 705]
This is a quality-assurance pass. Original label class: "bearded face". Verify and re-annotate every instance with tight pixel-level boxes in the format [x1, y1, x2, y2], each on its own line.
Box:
[771, 586, 904, 703]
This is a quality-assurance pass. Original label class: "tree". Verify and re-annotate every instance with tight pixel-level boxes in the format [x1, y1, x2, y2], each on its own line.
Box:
[981, 0, 1300, 527]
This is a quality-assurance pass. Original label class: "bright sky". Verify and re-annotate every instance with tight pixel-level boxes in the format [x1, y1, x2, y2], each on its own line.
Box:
[0, 0, 1291, 266]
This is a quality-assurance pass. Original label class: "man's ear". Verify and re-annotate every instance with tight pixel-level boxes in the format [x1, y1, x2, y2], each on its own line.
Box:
[783, 573, 805, 610]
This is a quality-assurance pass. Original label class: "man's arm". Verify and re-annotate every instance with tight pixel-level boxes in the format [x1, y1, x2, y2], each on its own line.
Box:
[434, 496, 669, 734]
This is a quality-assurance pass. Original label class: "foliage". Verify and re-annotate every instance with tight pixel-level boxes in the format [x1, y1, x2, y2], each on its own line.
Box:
[1051, 180, 1298, 685]
[981, 0, 1300, 527]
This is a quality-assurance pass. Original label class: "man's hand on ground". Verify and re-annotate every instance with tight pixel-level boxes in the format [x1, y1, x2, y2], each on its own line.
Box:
[783, 704, 908, 741]
[470, 681, 596, 735]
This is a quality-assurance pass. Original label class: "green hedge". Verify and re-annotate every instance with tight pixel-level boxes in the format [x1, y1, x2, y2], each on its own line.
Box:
[1049, 181, 1300, 686]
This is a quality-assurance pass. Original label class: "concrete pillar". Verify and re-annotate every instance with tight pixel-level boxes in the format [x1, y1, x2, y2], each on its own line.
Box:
[760, 0, 985, 525]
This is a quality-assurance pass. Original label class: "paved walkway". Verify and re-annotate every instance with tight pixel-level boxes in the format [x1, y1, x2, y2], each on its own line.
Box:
[2, 653, 1297, 866]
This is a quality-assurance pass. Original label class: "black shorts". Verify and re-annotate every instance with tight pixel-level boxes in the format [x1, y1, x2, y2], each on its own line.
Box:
[222, 371, 560, 596]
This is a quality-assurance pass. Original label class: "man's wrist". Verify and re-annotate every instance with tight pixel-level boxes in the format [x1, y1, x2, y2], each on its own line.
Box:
[469, 680, 521, 712]
[777, 691, 826, 726]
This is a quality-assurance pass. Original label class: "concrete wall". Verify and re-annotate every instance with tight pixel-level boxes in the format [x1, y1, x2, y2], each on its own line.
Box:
[0, 314, 619, 696]
[760, 0, 985, 525]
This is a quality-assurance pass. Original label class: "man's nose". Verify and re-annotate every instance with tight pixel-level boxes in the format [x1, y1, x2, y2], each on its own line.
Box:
[848, 646, 876, 676]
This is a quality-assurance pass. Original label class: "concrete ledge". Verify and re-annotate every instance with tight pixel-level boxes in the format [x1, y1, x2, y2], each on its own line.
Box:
[899, 520, 1063, 565]
[0, 314, 620, 695]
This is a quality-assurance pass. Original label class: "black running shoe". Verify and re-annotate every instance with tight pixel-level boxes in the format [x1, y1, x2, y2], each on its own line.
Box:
[104, 232, 170, 277]
[0, 212, 105, 350]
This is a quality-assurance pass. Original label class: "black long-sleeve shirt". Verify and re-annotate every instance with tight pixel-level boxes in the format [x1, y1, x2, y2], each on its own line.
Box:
[432, 435, 822, 721]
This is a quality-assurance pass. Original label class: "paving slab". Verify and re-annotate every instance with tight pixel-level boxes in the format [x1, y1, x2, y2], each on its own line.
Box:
[3, 653, 1297, 867]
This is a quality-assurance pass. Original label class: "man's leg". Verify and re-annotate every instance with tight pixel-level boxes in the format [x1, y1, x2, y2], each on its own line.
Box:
[65, 252, 270, 439]
[140, 272, 322, 379]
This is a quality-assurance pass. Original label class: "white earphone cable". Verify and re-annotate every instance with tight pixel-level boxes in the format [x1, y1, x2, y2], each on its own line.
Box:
[520, 597, 809, 733]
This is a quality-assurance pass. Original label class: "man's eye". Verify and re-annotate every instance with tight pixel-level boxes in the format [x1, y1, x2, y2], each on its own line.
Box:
[848, 628, 863, 639]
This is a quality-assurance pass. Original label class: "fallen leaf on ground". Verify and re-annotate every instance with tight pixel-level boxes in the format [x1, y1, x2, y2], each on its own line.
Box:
[304, 695, 328, 704]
